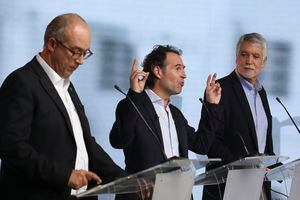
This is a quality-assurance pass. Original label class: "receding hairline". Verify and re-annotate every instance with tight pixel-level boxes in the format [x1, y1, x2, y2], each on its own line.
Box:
[43, 13, 88, 46]
[59, 13, 87, 26]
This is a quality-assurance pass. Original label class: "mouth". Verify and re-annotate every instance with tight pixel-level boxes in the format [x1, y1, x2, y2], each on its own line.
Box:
[244, 65, 255, 70]
[69, 66, 77, 71]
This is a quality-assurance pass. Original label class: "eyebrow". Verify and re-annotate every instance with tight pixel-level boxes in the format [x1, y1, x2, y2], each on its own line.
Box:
[240, 51, 262, 55]
[175, 64, 185, 68]
[70, 46, 86, 52]
[67, 43, 89, 52]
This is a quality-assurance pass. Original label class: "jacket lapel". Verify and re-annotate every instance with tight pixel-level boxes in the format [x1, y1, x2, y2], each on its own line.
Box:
[141, 92, 165, 151]
[259, 88, 271, 120]
[169, 106, 186, 157]
[258, 88, 273, 154]
[68, 83, 89, 138]
[230, 72, 259, 150]
[30, 57, 74, 137]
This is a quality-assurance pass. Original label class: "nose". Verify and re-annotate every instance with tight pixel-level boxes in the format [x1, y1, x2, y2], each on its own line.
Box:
[75, 54, 84, 65]
[182, 69, 187, 79]
[245, 55, 253, 64]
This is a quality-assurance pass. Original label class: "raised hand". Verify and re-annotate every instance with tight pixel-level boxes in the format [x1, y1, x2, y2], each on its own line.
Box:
[68, 169, 101, 190]
[205, 73, 221, 104]
[130, 59, 149, 93]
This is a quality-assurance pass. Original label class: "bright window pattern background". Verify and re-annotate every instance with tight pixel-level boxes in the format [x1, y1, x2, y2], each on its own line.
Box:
[1, 1, 300, 199]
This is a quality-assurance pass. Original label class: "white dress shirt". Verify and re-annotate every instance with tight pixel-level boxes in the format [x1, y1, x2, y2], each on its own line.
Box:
[36, 54, 89, 194]
[145, 89, 179, 158]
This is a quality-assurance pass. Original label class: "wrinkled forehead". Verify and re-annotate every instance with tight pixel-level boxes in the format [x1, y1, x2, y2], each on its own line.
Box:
[164, 52, 184, 66]
[237, 41, 267, 59]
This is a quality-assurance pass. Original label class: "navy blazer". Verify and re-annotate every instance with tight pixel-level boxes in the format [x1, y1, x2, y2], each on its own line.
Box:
[0, 57, 125, 200]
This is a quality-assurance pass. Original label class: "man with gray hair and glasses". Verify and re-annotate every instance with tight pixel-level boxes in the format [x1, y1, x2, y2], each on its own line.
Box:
[202, 33, 274, 200]
[0, 13, 125, 200]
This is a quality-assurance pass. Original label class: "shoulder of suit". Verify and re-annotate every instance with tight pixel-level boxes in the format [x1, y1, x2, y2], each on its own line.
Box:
[169, 104, 184, 115]
[118, 89, 149, 107]
[218, 71, 239, 87]
[4, 64, 34, 83]
[8, 57, 39, 78]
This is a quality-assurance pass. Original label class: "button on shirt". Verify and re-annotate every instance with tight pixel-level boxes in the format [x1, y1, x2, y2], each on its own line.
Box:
[145, 89, 179, 158]
[236, 71, 268, 153]
[36, 54, 89, 194]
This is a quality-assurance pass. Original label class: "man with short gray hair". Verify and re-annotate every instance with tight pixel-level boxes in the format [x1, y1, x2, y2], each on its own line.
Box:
[202, 33, 274, 200]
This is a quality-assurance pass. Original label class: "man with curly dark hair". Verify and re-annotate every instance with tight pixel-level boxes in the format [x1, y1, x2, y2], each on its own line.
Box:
[110, 44, 222, 199]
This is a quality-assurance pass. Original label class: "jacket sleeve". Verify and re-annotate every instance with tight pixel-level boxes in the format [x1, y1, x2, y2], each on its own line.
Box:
[185, 100, 227, 156]
[86, 136, 127, 184]
[109, 89, 142, 149]
[202, 92, 238, 163]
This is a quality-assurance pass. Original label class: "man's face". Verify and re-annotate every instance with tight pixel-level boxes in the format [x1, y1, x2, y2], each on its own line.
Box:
[236, 41, 267, 85]
[157, 52, 186, 97]
[50, 23, 91, 78]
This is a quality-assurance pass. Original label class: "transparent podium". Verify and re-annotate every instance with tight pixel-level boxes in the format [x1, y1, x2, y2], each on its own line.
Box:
[195, 155, 288, 200]
[266, 158, 300, 200]
[76, 158, 220, 200]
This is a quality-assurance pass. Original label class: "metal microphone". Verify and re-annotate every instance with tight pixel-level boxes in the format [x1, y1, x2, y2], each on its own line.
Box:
[236, 131, 250, 156]
[199, 98, 210, 115]
[114, 85, 167, 159]
[276, 97, 300, 134]
[198, 97, 221, 155]
[114, 85, 128, 96]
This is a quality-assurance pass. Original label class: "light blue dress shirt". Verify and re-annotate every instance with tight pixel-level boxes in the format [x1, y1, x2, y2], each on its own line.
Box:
[236, 71, 268, 153]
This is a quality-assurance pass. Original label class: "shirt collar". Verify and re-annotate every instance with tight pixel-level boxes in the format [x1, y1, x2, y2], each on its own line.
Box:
[235, 69, 262, 92]
[36, 54, 70, 88]
[145, 89, 170, 107]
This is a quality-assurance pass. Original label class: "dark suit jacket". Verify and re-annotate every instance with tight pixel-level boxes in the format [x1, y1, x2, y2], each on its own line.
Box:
[202, 71, 274, 200]
[110, 89, 222, 174]
[0, 57, 125, 200]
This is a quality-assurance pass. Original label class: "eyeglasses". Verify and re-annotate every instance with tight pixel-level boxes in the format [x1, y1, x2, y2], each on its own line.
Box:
[55, 39, 93, 60]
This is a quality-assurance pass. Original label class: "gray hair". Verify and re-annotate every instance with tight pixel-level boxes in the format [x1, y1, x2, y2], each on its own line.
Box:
[43, 13, 87, 47]
[236, 33, 267, 60]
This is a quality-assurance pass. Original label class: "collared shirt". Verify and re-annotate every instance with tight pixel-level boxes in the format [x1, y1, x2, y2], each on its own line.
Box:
[236, 71, 268, 153]
[145, 89, 179, 158]
[36, 54, 89, 194]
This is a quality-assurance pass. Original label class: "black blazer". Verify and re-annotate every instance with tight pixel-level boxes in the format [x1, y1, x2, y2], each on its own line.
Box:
[110, 89, 222, 174]
[0, 57, 125, 200]
[202, 71, 274, 200]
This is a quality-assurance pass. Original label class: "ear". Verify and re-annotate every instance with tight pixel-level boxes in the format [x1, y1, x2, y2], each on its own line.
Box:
[46, 38, 56, 52]
[152, 66, 162, 79]
[263, 56, 267, 66]
[235, 54, 239, 65]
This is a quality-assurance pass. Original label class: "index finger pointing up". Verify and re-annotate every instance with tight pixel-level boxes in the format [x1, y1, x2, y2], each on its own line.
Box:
[131, 58, 139, 73]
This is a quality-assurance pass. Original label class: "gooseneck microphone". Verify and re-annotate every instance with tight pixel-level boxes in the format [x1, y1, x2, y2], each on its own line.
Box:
[199, 98, 210, 115]
[199, 97, 250, 156]
[276, 97, 300, 134]
[236, 131, 250, 155]
[114, 85, 167, 160]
